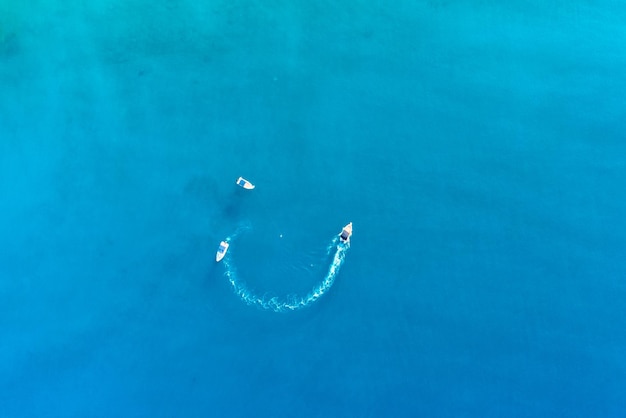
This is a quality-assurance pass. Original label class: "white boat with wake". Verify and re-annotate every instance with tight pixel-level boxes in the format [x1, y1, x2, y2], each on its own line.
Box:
[339, 222, 353, 243]
[216, 241, 229, 262]
[236, 177, 255, 190]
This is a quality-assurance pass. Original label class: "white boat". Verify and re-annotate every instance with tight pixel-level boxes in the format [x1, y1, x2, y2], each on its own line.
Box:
[216, 241, 229, 262]
[236, 177, 255, 190]
[339, 222, 353, 243]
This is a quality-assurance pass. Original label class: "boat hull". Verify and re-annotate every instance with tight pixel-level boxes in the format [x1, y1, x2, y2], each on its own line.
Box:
[339, 222, 353, 243]
[236, 177, 255, 189]
[216, 241, 229, 262]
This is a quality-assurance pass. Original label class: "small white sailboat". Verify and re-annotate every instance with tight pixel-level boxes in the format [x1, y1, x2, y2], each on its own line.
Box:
[236, 177, 255, 190]
[216, 241, 229, 262]
[339, 222, 353, 243]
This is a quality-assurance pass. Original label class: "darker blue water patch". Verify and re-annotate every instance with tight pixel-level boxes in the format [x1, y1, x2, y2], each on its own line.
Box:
[0, 31, 19, 58]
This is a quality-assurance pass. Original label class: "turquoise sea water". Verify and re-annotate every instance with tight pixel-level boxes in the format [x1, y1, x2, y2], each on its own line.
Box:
[1, 1, 625, 416]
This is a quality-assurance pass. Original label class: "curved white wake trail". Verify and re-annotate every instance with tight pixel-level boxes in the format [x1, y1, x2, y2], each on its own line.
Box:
[223, 236, 350, 312]
[225, 222, 252, 242]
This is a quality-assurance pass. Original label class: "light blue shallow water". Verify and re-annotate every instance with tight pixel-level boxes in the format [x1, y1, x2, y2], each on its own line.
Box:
[1, 1, 625, 416]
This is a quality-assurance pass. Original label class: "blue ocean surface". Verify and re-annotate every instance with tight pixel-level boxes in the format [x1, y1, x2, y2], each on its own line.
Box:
[1, 1, 625, 416]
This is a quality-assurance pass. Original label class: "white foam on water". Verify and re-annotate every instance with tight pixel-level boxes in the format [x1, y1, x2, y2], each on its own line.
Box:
[222, 235, 350, 312]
